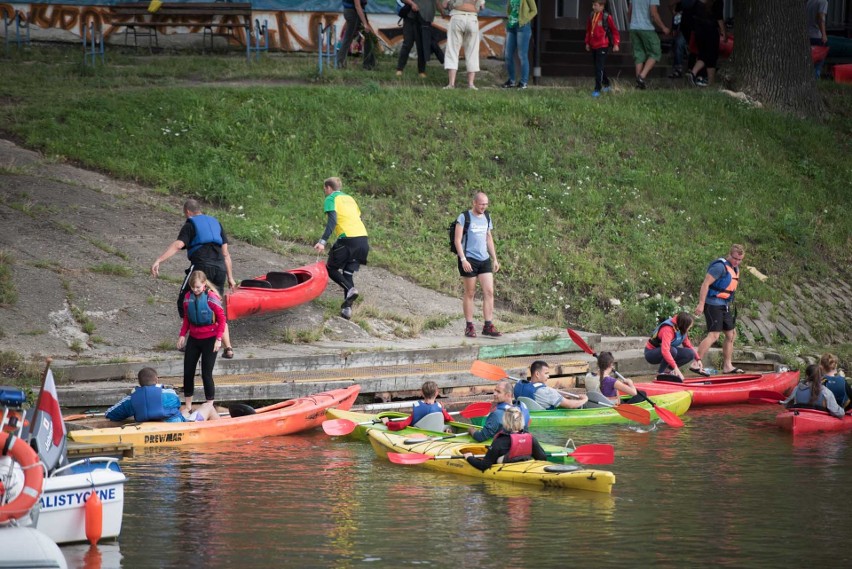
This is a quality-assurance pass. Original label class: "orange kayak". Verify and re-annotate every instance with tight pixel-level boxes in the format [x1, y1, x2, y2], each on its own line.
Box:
[67, 385, 359, 447]
[226, 261, 328, 321]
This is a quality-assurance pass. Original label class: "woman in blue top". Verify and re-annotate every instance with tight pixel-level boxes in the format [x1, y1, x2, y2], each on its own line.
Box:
[820, 353, 852, 410]
[782, 364, 845, 418]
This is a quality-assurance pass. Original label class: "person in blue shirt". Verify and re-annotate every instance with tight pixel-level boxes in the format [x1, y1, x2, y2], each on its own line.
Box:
[514, 360, 588, 409]
[105, 367, 218, 423]
[694, 244, 745, 374]
[820, 353, 852, 411]
[467, 379, 529, 442]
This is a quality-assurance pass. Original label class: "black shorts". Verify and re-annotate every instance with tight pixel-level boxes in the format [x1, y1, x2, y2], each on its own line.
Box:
[704, 303, 735, 332]
[458, 257, 493, 278]
[327, 236, 370, 271]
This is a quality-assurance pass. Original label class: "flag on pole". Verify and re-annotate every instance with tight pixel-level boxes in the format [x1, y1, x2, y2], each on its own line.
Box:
[36, 369, 66, 447]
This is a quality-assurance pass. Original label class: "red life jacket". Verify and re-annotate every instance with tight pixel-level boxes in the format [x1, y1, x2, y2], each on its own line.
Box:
[505, 432, 533, 462]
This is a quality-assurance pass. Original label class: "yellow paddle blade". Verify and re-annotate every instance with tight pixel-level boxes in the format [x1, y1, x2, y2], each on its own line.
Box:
[147, 0, 163, 13]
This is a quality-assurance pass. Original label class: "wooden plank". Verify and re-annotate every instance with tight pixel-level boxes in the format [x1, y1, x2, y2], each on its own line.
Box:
[478, 338, 583, 360]
[67, 441, 134, 460]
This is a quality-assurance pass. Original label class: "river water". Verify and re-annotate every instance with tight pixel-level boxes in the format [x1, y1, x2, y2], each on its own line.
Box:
[59, 405, 852, 568]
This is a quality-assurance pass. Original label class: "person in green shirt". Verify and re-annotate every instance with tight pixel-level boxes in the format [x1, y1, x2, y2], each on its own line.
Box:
[314, 177, 370, 320]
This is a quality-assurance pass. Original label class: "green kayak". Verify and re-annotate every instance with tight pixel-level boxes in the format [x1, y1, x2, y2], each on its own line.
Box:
[324, 408, 581, 464]
[471, 391, 693, 428]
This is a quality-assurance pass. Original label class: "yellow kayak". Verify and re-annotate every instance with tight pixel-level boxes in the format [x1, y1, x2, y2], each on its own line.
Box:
[368, 430, 616, 494]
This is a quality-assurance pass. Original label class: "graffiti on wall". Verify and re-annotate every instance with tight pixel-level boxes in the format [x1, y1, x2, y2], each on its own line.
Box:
[1, 3, 507, 55]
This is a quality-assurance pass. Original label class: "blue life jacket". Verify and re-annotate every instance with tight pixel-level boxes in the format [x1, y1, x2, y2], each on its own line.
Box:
[648, 317, 685, 349]
[823, 375, 849, 407]
[493, 401, 531, 430]
[186, 214, 223, 259]
[410, 400, 444, 424]
[186, 290, 216, 326]
[497, 431, 533, 462]
[707, 258, 739, 302]
[514, 380, 546, 400]
[130, 385, 176, 422]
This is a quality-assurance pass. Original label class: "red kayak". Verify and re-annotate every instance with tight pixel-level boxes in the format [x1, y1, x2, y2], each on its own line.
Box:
[225, 261, 328, 321]
[639, 371, 798, 406]
[776, 408, 852, 435]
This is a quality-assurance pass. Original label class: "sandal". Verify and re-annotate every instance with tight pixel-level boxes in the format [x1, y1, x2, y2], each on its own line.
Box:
[222, 347, 235, 359]
[689, 366, 712, 377]
[723, 367, 745, 374]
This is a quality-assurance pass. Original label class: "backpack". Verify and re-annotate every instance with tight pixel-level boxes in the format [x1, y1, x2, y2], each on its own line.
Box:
[601, 11, 615, 48]
[448, 211, 491, 256]
[396, 0, 411, 19]
[186, 290, 216, 326]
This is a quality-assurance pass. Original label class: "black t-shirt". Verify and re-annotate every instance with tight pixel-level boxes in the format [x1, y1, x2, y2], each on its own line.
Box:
[177, 219, 229, 268]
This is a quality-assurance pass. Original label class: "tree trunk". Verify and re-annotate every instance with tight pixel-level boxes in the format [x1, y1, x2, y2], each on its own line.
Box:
[733, 0, 825, 117]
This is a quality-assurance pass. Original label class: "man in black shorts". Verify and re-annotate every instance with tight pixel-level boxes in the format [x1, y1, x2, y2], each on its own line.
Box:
[151, 199, 236, 358]
[694, 244, 744, 374]
[453, 191, 501, 337]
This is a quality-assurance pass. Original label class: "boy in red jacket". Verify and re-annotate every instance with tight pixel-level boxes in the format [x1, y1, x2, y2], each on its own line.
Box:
[585, 0, 621, 97]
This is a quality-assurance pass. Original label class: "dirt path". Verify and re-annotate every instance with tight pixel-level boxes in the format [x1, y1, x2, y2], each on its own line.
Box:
[0, 138, 480, 364]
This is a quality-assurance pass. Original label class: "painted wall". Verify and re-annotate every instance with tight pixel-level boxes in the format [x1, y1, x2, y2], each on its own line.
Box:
[1, 1, 509, 54]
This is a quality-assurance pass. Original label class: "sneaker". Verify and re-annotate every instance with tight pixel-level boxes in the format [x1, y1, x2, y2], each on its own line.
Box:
[695, 77, 708, 87]
[464, 323, 477, 338]
[340, 307, 352, 320]
[517, 82, 528, 89]
[501, 79, 515, 88]
[418, 72, 427, 78]
[668, 69, 683, 79]
[468, 84, 478, 90]
[635, 76, 647, 90]
[481, 324, 502, 337]
[341, 288, 359, 308]
[395, 70, 403, 77]
[592, 90, 601, 98]
[686, 71, 696, 86]
[443, 84, 454, 90]
[602, 86, 611, 93]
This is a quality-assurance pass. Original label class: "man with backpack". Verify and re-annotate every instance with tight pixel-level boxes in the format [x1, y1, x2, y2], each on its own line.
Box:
[452, 191, 501, 337]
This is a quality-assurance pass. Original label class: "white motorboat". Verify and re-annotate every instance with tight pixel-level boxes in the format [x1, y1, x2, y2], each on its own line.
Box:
[0, 525, 67, 569]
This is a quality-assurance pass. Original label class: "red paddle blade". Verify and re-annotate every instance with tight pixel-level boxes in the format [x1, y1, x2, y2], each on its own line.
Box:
[470, 360, 508, 382]
[322, 419, 358, 436]
[567, 329, 596, 356]
[387, 452, 435, 465]
[614, 404, 651, 425]
[459, 401, 492, 419]
[570, 443, 614, 465]
[652, 403, 684, 428]
[749, 390, 785, 402]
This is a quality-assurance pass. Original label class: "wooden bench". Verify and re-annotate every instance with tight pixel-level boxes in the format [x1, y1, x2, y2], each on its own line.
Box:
[108, 1, 253, 52]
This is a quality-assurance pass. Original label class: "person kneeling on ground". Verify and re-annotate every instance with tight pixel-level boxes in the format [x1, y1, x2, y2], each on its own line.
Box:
[782, 364, 845, 418]
[381, 380, 455, 432]
[643, 312, 702, 380]
[105, 367, 219, 423]
[464, 406, 547, 471]
[514, 360, 589, 409]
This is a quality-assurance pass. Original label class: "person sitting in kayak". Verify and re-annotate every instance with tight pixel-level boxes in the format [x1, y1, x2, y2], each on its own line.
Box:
[597, 351, 642, 404]
[819, 353, 852, 410]
[464, 406, 547, 471]
[643, 312, 702, 380]
[468, 379, 530, 442]
[381, 381, 454, 432]
[782, 364, 845, 418]
[105, 367, 219, 423]
[513, 360, 588, 409]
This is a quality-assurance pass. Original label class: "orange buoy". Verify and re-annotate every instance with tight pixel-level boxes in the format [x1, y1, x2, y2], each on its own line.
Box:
[85, 490, 103, 545]
[83, 544, 103, 569]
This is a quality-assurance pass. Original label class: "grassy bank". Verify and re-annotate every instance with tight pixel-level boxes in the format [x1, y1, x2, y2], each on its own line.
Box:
[1, 46, 850, 341]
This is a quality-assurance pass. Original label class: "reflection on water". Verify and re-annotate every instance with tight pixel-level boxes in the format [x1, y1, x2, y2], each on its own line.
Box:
[62, 408, 852, 568]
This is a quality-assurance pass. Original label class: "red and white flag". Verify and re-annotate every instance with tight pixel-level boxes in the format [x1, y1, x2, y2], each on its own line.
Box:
[36, 369, 66, 446]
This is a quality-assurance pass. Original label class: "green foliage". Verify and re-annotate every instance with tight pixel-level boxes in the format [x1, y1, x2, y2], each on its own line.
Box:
[90, 263, 134, 277]
[0, 351, 42, 387]
[0, 251, 18, 306]
[1, 47, 850, 337]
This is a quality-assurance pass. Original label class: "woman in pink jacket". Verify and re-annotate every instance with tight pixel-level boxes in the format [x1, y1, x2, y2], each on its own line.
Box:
[178, 270, 226, 413]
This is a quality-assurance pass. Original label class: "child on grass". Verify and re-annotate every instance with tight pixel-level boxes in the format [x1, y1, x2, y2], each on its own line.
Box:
[585, 0, 620, 97]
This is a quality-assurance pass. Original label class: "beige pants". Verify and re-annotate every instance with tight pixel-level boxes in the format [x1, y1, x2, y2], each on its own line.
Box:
[444, 12, 480, 72]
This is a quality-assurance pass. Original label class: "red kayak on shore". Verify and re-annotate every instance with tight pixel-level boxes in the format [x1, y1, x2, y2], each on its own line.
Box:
[776, 408, 852, 435]
[638, 371, 798, 406]
[225, 261, 328, 321]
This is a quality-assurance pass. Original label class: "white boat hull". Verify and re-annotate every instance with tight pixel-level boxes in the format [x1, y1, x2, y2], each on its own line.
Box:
[0, 526, 67, 569]
[36, 458, 126, 545]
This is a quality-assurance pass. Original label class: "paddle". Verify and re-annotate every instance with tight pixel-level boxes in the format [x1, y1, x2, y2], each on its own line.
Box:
[585, 391, 652, 425]
[747, 390, 786, 405]
[567, 328, 684, 428]
[470, 360, 651, 425]
[403, 432, 470, 444]
[387, 443, 615, 466]
[321, 402, 491, 436]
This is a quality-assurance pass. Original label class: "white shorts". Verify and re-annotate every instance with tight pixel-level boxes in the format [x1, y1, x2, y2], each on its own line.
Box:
[444, 12, 481, 72]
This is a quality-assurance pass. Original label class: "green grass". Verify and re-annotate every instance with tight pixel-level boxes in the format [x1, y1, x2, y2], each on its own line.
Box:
[90, 263, 134, 277]
[1, 46, 851, 339]
[0, 251, 18, 306]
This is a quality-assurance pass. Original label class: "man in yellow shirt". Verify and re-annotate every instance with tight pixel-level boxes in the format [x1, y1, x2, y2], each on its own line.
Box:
[314, 177, 370, 319]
